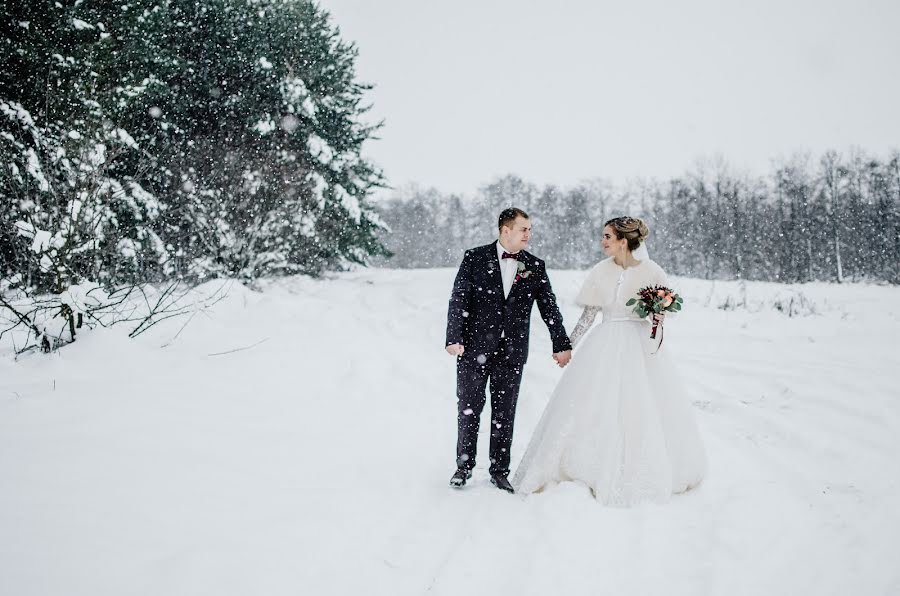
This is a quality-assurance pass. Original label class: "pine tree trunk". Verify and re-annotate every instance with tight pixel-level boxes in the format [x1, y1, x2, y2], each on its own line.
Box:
[834, 233, 843, 283]
[806, 237, 814, 281]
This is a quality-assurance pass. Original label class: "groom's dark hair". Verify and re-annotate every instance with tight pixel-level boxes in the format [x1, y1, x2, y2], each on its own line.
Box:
[498, 207, 529, 231]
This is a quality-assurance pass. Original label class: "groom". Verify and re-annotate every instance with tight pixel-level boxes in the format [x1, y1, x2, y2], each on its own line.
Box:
[445, 208, 572, 493]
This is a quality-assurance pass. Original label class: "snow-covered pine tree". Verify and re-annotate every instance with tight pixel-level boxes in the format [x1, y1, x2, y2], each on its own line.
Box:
[1, 0, 167, 294]
[137, 0, 389, 279]
[2, 0, 388, 290]
[1, 0, 388, 350]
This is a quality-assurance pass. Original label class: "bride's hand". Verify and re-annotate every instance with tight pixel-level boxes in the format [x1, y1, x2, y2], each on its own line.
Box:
[651, 313, 665, 325]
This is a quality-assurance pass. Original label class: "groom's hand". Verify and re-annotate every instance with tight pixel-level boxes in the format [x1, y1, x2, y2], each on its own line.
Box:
[446, 343, 465, 356]
[552, 350, 572, 368]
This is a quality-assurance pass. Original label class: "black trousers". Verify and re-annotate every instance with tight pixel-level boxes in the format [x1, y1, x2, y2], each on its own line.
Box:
[455, 338, 524, 477]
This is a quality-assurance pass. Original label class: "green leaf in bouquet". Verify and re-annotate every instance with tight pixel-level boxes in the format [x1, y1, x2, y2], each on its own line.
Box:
[626, 298, 637, 306]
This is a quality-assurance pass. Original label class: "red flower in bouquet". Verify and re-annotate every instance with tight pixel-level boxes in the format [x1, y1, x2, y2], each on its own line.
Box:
[626, 285, 683, 339]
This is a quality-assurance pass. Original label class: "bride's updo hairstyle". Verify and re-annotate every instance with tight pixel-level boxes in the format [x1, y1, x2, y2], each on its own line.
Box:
[604, 216, 650, 252]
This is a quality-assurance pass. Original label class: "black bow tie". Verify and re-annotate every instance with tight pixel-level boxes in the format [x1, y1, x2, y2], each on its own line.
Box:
[501, 251, 519, 260]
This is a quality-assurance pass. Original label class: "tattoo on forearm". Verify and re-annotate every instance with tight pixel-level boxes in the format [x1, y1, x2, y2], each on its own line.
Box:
[570, 306, 600, 347]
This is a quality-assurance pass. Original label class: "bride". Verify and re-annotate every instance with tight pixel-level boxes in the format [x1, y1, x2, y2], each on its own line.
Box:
[512, 216, 707, 505]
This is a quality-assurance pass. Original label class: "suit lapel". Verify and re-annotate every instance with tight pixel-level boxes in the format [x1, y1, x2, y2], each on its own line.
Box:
[509, 251, 537, 296]
[487, 241, 505, 298]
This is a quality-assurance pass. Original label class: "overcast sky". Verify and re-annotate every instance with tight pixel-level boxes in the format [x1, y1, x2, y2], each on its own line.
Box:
[317, 0, 900, 196]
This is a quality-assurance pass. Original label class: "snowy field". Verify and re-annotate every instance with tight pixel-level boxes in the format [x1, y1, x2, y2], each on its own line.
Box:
[2, 267, 899, 596]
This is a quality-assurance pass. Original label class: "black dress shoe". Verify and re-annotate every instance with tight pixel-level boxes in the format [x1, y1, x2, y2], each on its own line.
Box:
[449, 468, 473, 488]
[490, 474, 515, 493]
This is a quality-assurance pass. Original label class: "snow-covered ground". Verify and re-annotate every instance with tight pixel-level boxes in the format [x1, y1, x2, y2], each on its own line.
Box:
[2, 268, 899, 596]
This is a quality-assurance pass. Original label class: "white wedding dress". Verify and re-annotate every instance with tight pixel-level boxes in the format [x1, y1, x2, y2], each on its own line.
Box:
[512, 257, 707, 505]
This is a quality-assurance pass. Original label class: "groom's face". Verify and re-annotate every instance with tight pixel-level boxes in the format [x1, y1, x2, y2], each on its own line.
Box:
[500, 216, 531, 253]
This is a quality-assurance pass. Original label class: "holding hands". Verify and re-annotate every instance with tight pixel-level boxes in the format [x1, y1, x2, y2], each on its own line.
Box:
[447, 343, 571, 370]
[553, 350, 572, 368]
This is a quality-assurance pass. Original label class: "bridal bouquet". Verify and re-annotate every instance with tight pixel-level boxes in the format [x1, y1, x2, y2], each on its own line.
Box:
[627, 286, 682, 339]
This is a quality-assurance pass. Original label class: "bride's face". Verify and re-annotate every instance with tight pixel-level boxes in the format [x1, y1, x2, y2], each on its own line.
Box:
[601, 225, 626, 257]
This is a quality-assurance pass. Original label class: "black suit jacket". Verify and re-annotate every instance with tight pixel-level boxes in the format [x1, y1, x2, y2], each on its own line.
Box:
[446, 242, 571, 366]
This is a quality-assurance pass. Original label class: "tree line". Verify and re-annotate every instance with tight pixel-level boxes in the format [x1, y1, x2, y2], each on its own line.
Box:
[375, 151, 900, 284]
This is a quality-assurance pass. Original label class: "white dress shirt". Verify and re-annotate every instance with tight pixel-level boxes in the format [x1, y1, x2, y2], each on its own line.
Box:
[496, 240, 519, 299]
